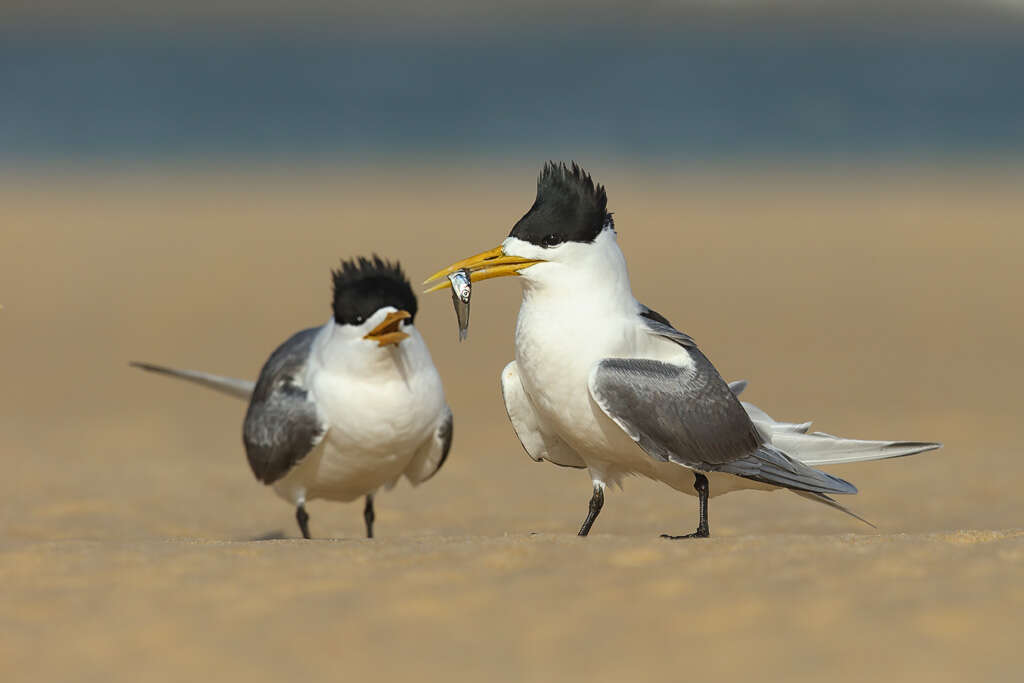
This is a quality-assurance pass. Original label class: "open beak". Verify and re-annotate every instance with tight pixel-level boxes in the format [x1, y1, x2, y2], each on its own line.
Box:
[422, 245, 545, 293]
[363, 310, 411, 347]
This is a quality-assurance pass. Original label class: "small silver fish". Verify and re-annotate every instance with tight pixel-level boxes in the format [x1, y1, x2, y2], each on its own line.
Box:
[448, 269, 472, 341]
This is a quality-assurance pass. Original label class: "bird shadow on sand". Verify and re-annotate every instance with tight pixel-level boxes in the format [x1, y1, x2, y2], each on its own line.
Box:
[246, 530, 292, 541]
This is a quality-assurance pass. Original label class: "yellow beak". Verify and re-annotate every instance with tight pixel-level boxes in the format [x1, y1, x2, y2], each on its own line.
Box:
[422, 245, 545, 293]
[363, 310, 411, 347]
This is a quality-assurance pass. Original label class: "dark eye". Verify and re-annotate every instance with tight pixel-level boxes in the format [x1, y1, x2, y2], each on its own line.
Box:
[354, 315, 365, 324]
[541, 234, 563, 248]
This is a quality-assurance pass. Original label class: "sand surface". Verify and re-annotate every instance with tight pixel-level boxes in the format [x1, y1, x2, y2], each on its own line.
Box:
[1, 165, 1021, 681]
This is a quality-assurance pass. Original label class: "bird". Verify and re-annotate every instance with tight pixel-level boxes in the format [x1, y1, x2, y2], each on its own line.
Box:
[133, 256, 453, 539]
[424, 162, 939, 538]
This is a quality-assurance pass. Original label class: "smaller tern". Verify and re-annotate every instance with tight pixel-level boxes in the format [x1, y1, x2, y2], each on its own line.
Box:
[425, 162, 940, 538]
[134, 256, 453, 539]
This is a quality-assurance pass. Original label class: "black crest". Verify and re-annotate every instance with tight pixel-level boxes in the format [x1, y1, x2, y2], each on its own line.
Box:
[331, 255, 417, 326]
[509, 162, 611, 247]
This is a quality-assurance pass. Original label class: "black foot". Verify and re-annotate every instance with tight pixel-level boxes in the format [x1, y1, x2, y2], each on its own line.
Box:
[296, 503, 311, 539]
[364, 495, 375, 539]
[661, 472, 710, 539]
[577, 483, 605, 537]
[660, 529, 709, 540]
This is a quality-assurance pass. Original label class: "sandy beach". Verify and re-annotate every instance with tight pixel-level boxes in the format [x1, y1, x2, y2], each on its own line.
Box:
[1, 166, 1021, 681]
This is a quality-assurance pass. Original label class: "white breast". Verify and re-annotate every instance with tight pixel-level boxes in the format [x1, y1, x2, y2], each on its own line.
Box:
[274, 325, 446, 503]
[509, 230, 694, 484]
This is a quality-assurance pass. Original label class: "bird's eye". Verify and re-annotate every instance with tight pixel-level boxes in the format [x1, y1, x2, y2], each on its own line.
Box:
[354, 315, 364, 324]
[541, 234, 563, 248]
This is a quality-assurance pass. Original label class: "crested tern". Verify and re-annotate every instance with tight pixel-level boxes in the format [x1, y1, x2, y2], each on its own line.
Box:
[425, 162, 939, 538]
[134, 256, 453, 539]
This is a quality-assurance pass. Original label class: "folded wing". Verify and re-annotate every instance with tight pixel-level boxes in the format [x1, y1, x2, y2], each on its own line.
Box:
[405, 408, 454, 484]
[242, 328, 326, 484]
[588, 353, 856, 495]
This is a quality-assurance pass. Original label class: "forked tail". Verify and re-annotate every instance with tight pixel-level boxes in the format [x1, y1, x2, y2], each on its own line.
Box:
[727, 380, 940, 527]
[794, 491, 877, 528]
[728, 380, 941, 466]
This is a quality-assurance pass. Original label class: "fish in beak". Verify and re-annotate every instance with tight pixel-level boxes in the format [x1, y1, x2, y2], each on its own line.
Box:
[448, 269, 472, 342]
[422, 245, 544, 293]
[363, 310, 411, 347]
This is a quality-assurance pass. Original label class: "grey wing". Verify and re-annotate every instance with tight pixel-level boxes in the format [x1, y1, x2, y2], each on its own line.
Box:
[500, 361, 586, 469]
[242, 328, 326, 485]
[405, 407, 454, 485]
[588, 352, 856, 495]
[589, 353, 760, 468]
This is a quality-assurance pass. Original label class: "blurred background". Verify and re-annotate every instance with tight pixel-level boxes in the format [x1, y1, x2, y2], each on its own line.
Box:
[5, 1, 1024, 164]
[2, 2, 1022, 682]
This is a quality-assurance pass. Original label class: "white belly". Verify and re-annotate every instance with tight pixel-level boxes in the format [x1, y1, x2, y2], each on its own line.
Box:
[273, 333, 446, 504]
[273, 437, 417, 503]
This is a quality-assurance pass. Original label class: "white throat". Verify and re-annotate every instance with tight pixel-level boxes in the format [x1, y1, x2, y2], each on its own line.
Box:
[311, 316, 419, 382]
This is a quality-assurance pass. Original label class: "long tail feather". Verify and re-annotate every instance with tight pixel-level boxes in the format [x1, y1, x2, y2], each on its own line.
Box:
[129, 361, 254, 400]
[738, 396, 941, 466]
[772, 431, 941, 466]
[734, 385, 935, 528]
[794, 491, 876, 528]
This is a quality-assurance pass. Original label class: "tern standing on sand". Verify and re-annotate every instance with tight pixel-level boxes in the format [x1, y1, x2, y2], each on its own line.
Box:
[134, 256, 453, 539]
[425, 162, 938, 538]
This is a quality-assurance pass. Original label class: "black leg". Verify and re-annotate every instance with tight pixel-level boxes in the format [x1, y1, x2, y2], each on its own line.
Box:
[296, 503, 311, 539]
[577, 483, 605, 537]
[661, 472, 710, 539]
[363, 494, 376, 539]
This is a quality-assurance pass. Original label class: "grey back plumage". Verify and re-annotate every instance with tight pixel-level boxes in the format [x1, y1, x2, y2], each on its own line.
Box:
[588, 314, 857, 496]
[243, 327, 326, 485]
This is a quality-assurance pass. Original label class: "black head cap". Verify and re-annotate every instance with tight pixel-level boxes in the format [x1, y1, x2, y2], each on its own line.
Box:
[331, 255, 417, 326]
[509, 162, 611, 248]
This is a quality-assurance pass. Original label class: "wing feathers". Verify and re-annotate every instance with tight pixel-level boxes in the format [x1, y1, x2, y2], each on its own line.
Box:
[405, 408, 454, 484]
[590, 353, 858, 496]
[716, 446, 857, 495]
[589, 355, 761, 468]
[242, 328, 324, 484]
